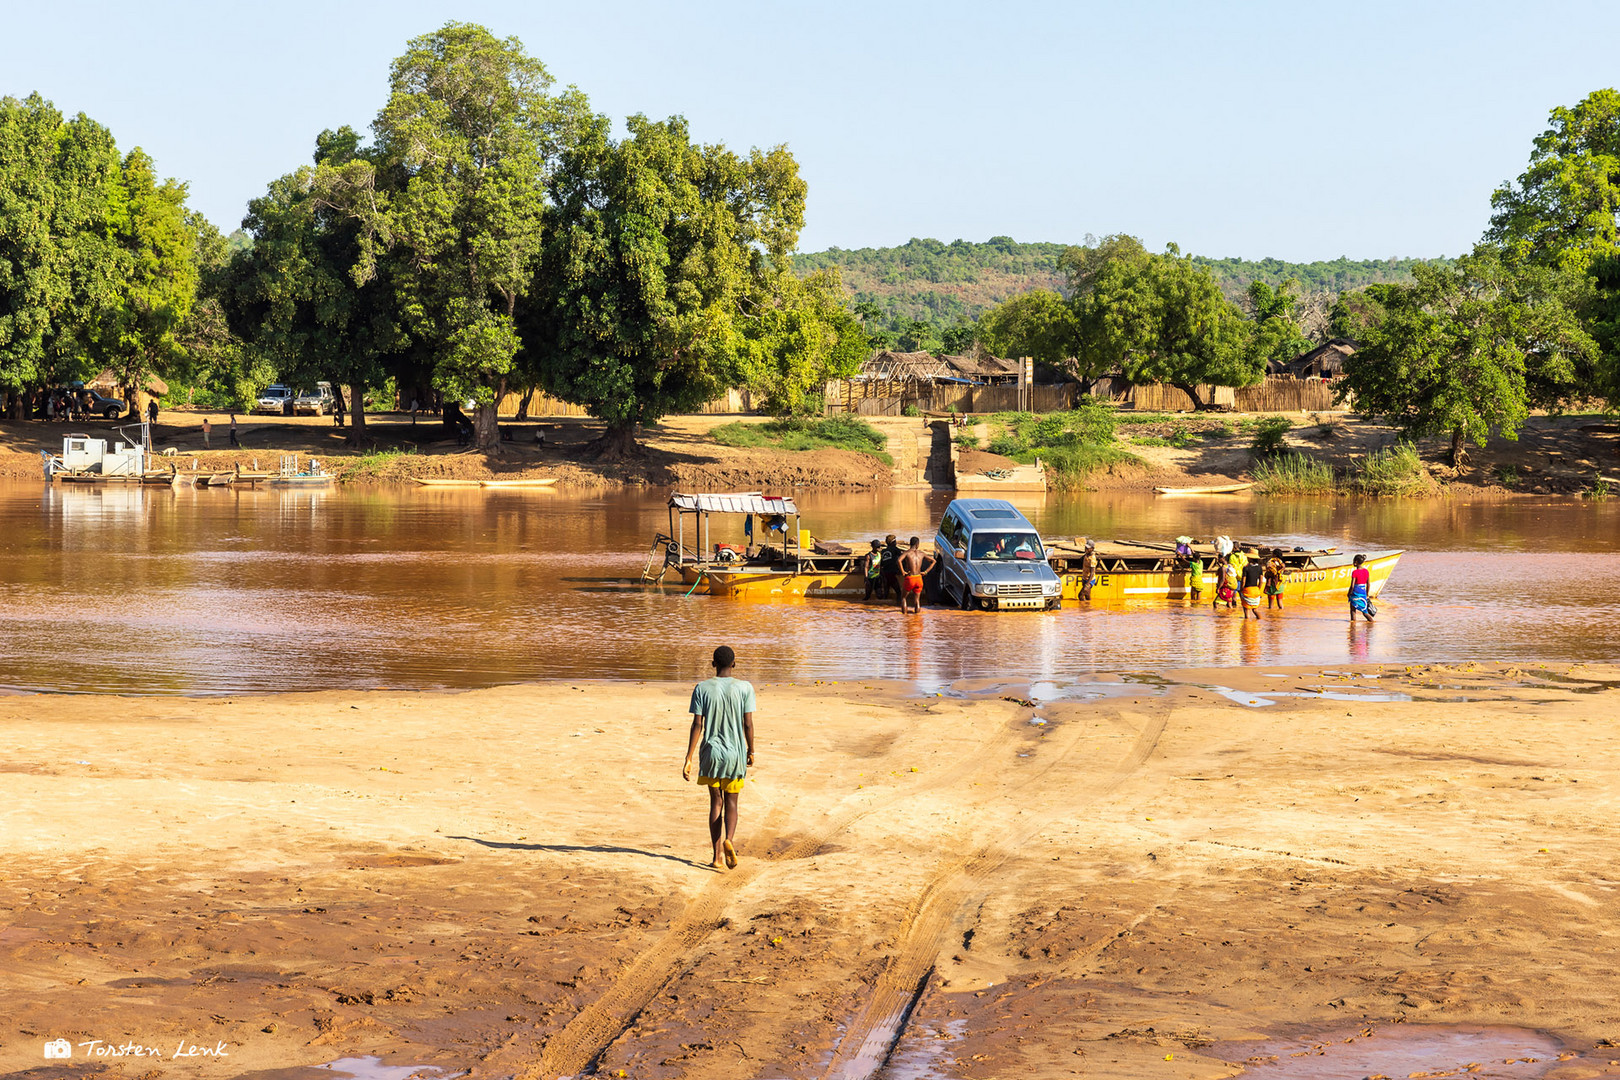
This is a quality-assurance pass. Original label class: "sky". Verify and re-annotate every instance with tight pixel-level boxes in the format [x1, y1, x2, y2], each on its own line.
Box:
[4, 0, 1618, 261]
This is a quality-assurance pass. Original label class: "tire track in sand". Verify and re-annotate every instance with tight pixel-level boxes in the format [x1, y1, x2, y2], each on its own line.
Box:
[819, 704, 1169, 1080]
[506, 707, 1031, 1080]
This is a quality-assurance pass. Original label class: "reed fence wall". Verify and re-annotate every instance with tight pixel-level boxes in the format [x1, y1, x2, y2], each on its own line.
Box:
[1131, 377, 1343, 413]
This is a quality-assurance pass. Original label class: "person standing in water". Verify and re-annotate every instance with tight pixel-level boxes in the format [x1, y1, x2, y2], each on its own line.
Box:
[898, 536, 936, 615]
[1263, 548, 1286, 609]
[1239, 547, 1265, 620]
[682, 645, 756, 870]
[1348, 554, 1375, 621]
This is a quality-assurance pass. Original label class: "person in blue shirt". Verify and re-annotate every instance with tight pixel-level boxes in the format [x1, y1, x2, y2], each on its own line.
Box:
[682, 645, 757, 870]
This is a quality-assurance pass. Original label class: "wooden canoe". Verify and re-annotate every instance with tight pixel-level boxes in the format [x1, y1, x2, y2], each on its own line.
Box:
[411, 477, 484, 488]
[479, 478, 557, 488]
[1153, 482, 1254, 495]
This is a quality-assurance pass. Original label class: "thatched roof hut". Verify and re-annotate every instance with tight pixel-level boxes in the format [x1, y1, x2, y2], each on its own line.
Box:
[859, 350, 953, 383]
[87, 369, 169, 396]
[1271, 339, 1355, 379]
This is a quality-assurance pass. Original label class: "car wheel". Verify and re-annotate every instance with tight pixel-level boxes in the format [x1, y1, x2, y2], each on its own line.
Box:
[104, 408, 117, 419]
[957, 577, 973, 610]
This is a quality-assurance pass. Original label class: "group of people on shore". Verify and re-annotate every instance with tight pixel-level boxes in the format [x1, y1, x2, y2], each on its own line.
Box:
[861, 534, 934, 614]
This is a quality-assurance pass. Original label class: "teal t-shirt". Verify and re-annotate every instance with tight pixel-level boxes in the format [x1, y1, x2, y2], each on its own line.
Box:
[689, 676, 756, 780]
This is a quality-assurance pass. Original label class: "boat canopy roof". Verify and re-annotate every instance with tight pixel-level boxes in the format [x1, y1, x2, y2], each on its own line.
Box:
[668, 491, 798, 516]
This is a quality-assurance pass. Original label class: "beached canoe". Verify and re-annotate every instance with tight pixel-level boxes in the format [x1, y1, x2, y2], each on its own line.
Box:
[1153, 482, 1254, 495]
[479, 478, 557, 488]
[411, 477, 484, 488]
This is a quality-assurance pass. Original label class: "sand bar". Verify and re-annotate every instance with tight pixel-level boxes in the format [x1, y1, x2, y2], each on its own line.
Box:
[3, 664, 1619, 1078]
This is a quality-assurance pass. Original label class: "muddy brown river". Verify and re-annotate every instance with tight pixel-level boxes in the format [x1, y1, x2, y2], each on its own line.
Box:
[2, 481, 1617, 694]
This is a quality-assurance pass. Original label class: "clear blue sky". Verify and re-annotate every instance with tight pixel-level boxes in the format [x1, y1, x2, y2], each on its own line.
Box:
[5, 0, 1617, 261]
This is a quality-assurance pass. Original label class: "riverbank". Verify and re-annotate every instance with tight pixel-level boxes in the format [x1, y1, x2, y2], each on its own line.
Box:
[4, 663, 1619, 1079]
[0, 410, 1615, 496]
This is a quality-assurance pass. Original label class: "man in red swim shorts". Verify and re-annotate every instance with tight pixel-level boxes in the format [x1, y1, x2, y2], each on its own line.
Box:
[897, 536, 936, 614]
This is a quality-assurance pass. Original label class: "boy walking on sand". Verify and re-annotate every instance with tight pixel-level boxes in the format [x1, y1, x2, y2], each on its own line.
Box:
[682, 646, 756, 870]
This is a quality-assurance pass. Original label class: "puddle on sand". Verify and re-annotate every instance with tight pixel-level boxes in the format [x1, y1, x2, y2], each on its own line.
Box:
[1214, 1024, 1565, 1079]
[880, 1017, 967, 1079]
[1206, 685, 1413, 708]
[313, 1058, 458, 1080]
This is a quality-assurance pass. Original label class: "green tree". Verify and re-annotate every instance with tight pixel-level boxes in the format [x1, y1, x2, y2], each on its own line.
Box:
[1078, 241, 1263, 408]
[0, 94, 125, 417]
[368, 22, 561, 450]
[1328, 284, 1398, 340]
[1245, 280, 1313, 369]
[93, 148, 200, 418]
[1337, 249, 1596, 465]
[976, 289, 1075, 362]
[1487, 89, 1620, 272]
[227, 128, 403, 439]
[527, 112, 810, 455]
[175, 212, 273, 411]
[734, 269, 868, 418]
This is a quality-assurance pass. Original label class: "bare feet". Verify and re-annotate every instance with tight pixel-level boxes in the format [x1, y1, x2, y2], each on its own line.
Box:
[708, 857, 726, 871]
[722, 839, 738, 869]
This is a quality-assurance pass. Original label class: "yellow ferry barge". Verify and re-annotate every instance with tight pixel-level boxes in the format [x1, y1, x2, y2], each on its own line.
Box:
[1045, 539, 1401, 603]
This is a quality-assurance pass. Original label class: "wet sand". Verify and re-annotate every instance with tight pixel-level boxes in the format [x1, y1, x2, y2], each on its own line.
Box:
[3, 664, 1620, 1079]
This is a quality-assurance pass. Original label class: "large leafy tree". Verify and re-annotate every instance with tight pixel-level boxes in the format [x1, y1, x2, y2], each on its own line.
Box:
[227, 127, 402, 439]
[1487, 89, 1620, 273]
[1486, 88, 1620, 401]
[527, 112, 811, 455]
[0, 95, 125, 417]
[364, 22, 563, 450]
[734, 268, 869, 418]
[975, 288, 1082, 378]
[94, 148, 201, 417]
[1337, 249, 1595, 465]
[1079, 241, 1263, 408]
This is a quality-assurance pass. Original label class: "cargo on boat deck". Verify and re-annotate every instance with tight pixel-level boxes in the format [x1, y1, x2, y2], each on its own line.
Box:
[639, 491, 866, 598]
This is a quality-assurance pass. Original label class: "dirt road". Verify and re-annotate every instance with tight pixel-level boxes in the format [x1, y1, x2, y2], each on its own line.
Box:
[2, 664, 1619, 1078]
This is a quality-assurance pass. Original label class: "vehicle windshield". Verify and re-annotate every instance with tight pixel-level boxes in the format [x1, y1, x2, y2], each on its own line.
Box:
[969, 532, 1043, 560]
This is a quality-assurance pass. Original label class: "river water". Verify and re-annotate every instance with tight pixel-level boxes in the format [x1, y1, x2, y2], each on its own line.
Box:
[2, 481, 1617, 695]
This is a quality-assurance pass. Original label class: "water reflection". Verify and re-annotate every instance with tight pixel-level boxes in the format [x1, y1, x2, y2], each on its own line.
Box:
[1, 482, 1617, 695]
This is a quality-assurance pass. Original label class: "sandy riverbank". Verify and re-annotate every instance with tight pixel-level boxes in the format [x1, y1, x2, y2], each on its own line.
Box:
[4, 663, 1619, 1079]
[2, 410, 1616, 496]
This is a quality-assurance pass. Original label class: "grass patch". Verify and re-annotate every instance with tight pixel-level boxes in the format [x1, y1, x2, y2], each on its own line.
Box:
[953, 432, 980, 450]
[980, 400, 1139, 487]
[1252, 452, 1336, 496]
[1355, 441, 1429, 496]
[1584, 478, 1611, 500]
[712, 415, 892, 464]
[1130, 421, 1198, 449]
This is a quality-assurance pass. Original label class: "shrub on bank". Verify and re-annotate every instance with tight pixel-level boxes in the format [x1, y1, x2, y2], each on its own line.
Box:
[1249, 416, 1292, 456]
[1252, 452, 1336, 495]
[1356, 442, 1429, 495]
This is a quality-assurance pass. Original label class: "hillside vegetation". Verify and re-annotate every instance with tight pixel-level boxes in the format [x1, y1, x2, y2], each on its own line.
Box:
[793, 237, 1440, 351]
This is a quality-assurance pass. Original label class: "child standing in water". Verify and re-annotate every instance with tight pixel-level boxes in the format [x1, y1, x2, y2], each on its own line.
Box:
[682, 646, 756, 870]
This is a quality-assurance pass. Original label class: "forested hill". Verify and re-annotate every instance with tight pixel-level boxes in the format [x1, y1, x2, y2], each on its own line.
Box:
[792, 237, 1440, 342]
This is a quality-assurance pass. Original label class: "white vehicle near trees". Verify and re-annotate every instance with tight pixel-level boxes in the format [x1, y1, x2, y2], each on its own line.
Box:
[293, 382, 335, 416]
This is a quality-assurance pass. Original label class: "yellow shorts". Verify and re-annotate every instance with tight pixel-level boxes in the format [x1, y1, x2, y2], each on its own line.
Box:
[699, 776, 745, 793]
